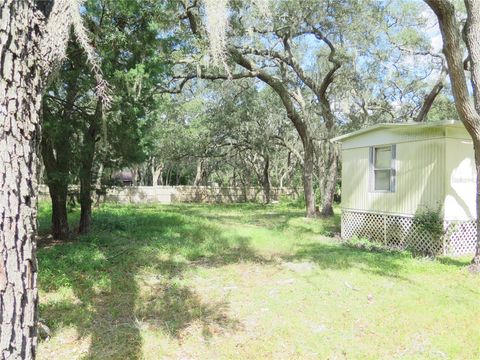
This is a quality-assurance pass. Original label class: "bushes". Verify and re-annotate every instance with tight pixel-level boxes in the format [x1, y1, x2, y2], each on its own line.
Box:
[411, 205, 445, 256]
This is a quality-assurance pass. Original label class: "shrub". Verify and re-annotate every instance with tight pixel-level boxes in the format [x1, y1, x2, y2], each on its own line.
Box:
[412, 204, 445, 256]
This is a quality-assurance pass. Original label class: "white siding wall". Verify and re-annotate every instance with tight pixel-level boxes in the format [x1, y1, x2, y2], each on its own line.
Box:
[444, 138, 476, 220]
[342, 138, 446, 216]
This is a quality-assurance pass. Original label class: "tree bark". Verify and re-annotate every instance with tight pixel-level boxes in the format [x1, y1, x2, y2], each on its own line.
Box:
[151, 157, 163, 186]
[193, 159, 204, 186]
[317, 142, 338, 217]
[0, 2, 41, 357]
[49, 186, 70, 239]
[303, 140, 316, 217]
[153, 167, 162, 186]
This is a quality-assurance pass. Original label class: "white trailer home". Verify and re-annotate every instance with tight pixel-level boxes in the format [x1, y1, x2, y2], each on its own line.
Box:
[332, 120, 477, 256]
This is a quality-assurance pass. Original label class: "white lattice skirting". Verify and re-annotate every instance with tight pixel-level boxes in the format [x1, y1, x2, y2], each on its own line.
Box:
[341, 210, 477, 256]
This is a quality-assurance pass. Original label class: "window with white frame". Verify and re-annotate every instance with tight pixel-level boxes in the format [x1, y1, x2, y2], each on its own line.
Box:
[369, 145, 396, 192]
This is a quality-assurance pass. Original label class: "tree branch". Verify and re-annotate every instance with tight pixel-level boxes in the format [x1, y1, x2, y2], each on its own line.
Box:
[414, 64, 448, 122]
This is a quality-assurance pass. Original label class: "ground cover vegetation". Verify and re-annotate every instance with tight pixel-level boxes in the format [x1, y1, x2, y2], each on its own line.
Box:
[36, 202, 480, 359]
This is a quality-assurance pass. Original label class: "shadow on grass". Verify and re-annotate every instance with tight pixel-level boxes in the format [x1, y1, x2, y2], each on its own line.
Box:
[167, 203, 340, 236]
[284, 242, 412, 281]
[38, 207, 258, 359]
[137, 280, 241, 339]
[436, 256, 473, 268]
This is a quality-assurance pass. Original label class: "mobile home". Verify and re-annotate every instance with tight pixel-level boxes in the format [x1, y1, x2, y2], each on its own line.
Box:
[332, 120, 477, 256]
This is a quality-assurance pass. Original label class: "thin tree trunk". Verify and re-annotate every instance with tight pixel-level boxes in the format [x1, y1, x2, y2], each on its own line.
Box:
[158, 167, 164, 185]
[303, 141, 316, 218]
[318, 143, 338, 217]
[150, 158, 163, 186]
[175, 169, 181, 185]
[78, 102, 101, 235]
[79, 168, 94, 234]
[232, 167, 236, 187]
[41, 137, 70, 240]
[0, 2, 41, 356]
[193, 159, 204, 186]
[165, 165, 172, 186]
[95, 162, 104, 188]
[280, 152, 293, 189]
[262, 154, 271, 204]
[132, 166, 140, 186]
[49, 187, 70, 239]
[152, 163, 163, 186]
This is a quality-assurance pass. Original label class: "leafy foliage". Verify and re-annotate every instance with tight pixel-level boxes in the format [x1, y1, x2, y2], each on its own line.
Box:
[413, 204, 445, 256]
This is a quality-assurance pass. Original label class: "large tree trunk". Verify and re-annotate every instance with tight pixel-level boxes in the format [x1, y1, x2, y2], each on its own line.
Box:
[0, 2, 41, 357]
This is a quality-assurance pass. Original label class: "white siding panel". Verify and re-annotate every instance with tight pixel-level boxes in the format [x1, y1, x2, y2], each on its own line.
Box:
[444, 138, 476, 220]
[342, 139, 445, 216]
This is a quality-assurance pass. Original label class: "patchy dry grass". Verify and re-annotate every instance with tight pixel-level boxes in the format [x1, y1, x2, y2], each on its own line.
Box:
[37, 203, 480, 359]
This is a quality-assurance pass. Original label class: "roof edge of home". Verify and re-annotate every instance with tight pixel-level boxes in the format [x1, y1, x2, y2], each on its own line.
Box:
[331, 120, 463, 143]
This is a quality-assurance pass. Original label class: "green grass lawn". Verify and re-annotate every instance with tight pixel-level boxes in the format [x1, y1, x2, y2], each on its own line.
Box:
[37, 202, 480, 359]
